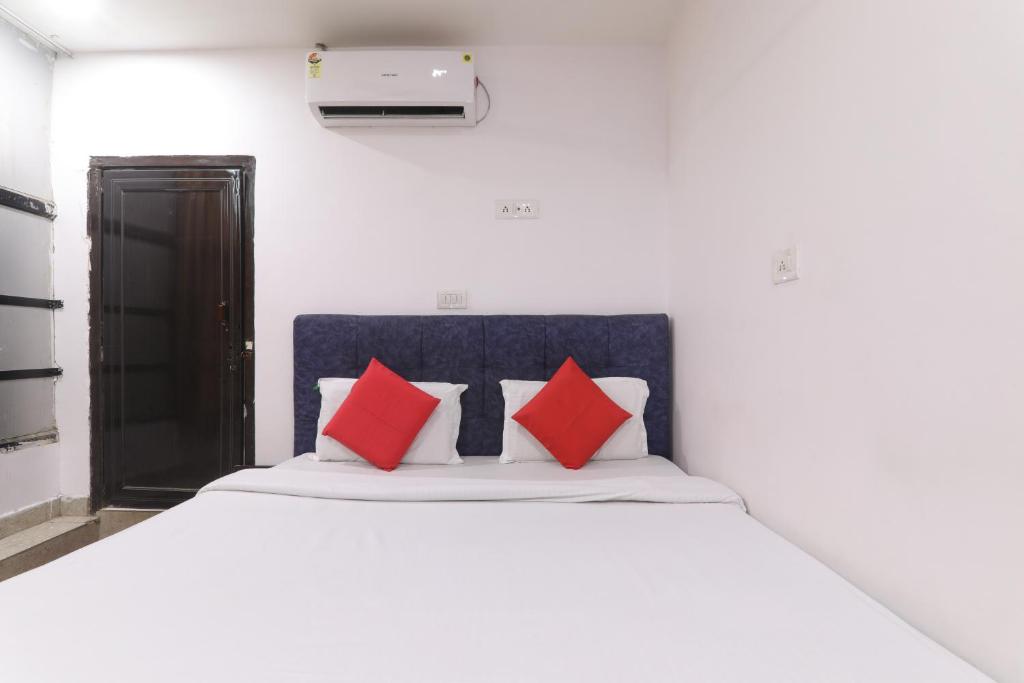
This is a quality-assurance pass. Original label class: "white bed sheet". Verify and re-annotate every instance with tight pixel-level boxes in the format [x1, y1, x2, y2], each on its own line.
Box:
[0, 456, 989, 683]
[212, 453, 747, 505]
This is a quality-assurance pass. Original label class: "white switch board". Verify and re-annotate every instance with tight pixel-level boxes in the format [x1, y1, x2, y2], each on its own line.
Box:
[772, 247, 799, 284]
[437, 290, 467, 309]
[495, 201, 515, 219]
[514, 201, 539, 219]
[495, 199, 540, 219]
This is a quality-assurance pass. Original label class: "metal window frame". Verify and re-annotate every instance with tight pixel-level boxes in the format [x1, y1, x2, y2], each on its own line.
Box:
[0, 368, 63, 381]
[0, 181, 60, 445]
[0, 295, 63, 309]
[0, 184, 57, 220]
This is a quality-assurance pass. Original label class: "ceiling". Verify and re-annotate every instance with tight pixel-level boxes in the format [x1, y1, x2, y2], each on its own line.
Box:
[0, 0, 676, 53]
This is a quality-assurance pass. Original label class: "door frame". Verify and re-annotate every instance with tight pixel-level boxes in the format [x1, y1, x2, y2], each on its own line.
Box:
[87, 155, 256, 511]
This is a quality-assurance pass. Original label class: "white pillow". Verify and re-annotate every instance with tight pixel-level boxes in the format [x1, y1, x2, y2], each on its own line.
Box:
[498, 377, 650, 463]
[315, 378, 467, 465]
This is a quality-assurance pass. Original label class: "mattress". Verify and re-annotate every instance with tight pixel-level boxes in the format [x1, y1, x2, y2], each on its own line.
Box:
[0, 456, 989, 682]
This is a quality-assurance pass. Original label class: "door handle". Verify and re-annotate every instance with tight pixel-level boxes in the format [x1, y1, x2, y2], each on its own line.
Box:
[216, 301, 229, 324]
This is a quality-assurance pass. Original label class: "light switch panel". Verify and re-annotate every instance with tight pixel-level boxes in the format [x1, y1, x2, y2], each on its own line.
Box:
[773, 247, 799, 285]
[437, 290, 468, 309]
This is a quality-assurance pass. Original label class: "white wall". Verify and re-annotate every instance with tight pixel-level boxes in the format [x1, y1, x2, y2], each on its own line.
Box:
[0, 443, 60, 515]
[0, 19, 59, 518]
[50, 46, 669, 490]
[0, 20, 53, 199]
[667, 1, 1023, 681]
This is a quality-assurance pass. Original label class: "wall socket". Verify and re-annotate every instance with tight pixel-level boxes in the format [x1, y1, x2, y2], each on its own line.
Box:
[437, 290, 467, 309]
[495, 201, 515, 219]
[514, 201, 539, 218]
[495, 199, 540, 219]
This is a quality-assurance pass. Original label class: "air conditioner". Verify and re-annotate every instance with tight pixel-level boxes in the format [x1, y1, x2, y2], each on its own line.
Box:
[305, 49, 477, 127]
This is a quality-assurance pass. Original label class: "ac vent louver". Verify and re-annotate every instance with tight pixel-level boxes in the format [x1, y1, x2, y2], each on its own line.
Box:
[318, 105, 465, 119]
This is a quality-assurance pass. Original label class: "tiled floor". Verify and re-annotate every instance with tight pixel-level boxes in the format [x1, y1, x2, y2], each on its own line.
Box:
[97, 508, 161, 539]
[0, 507, 161, 582]
[0, 516, 99, 582]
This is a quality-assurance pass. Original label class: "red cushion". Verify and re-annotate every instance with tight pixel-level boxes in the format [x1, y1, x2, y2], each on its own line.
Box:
[512, 357, 631, 469]
[321, 358, 441, 471]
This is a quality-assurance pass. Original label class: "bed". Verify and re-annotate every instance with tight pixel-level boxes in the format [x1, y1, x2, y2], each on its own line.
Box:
[0, 315, 990, 682]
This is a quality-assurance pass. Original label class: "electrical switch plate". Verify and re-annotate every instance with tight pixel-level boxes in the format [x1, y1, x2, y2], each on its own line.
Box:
[436, 289, 467, 309]
[773, 247, 799, 285]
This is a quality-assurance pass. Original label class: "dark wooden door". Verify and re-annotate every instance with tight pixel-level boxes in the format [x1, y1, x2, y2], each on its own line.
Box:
[94, 162, 253, 508]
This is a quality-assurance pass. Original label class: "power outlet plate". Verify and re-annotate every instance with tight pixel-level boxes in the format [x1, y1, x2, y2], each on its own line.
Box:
[437, 289, 467, 309]
[773, 247, 799, 284]
[495, 200, 515, 219]
[495, 199, 540, 220]
[514, 200, 539, 219]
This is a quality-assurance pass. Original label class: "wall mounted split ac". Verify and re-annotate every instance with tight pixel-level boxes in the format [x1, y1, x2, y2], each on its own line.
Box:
[305, 49, 478, 127]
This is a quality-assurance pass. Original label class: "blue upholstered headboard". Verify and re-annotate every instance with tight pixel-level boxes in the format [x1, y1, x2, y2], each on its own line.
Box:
[293, 314, 671, 458]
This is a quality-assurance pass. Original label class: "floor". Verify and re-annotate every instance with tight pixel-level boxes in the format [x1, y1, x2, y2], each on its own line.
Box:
[97, 508, 161, 539]
[0, 506, 160, 582]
